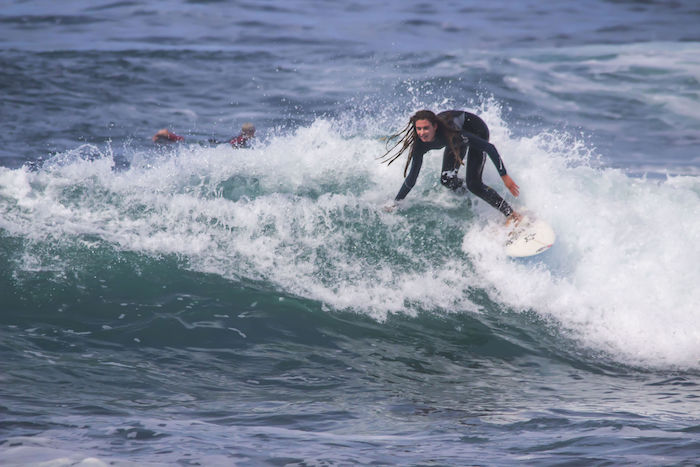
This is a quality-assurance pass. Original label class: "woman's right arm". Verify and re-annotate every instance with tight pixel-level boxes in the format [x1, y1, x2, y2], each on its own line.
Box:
[394, 150, 424, 201]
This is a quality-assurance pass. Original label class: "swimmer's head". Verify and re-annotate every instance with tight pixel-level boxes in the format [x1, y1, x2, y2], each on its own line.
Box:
[241, 122, 255, 137]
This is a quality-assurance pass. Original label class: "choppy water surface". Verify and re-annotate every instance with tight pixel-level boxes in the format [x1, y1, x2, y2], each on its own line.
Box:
[1, 0, 699, 465]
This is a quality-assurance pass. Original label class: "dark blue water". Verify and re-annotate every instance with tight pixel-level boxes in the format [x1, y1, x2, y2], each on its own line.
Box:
[2, 1, 700, 465]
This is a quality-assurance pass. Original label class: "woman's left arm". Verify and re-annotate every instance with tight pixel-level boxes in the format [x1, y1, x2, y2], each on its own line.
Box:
[463, 132, 519, 196]
[501, 174, 519, 197]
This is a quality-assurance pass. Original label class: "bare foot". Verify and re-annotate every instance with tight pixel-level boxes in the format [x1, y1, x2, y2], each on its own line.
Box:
[505, 211, 523, 227]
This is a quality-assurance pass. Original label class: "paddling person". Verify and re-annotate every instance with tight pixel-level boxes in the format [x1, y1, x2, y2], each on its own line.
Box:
[382, 110, 521, 224]
[218, 122, 256, 148]
[152, 122, 256, 148]
[152, 128, 185, 143]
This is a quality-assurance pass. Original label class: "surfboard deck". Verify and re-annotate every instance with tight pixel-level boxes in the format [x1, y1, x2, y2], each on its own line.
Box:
[505, 216, 556, 257]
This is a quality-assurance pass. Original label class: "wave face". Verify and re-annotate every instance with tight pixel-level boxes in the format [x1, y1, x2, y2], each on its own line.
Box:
[2, 0, 700, 465]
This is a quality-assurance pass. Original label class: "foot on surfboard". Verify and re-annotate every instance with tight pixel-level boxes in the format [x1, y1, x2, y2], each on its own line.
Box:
[505, 215, 556, 257]
[505, 211, 523, 227]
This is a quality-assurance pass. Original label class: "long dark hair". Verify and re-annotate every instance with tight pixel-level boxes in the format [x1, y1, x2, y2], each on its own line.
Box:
[380, 110, 462, 177]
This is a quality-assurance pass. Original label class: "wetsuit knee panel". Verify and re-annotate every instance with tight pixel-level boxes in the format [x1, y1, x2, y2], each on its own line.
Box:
[440, 171, 465, 191]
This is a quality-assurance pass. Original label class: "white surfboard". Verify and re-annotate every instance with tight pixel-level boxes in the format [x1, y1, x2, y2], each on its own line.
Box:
[505, 217, 556, 257]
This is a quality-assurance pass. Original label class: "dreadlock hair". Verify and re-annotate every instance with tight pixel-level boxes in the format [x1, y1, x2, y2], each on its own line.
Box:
[379, 110, 463, 177]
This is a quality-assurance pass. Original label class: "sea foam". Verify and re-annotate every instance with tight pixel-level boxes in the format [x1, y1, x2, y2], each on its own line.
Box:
[2, 105, 698, 369]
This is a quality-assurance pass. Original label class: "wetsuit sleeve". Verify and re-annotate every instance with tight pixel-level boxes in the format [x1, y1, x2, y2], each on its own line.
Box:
[394, 149, 425, 201]
[229, 135, 245, 147]
[462, 131, 507, 176]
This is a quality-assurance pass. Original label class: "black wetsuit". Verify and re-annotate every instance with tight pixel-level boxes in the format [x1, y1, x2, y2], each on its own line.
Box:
[394, 110, 513, 217]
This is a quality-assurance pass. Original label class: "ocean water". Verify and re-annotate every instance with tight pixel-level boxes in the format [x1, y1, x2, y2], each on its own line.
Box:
[1, 0, 700, 465]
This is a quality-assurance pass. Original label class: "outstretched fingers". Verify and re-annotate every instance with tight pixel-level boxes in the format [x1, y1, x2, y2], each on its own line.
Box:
[502, 175, 520, 197]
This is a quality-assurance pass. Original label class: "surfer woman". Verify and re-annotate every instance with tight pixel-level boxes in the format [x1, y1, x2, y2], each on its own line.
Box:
[382, 110, 521, 223]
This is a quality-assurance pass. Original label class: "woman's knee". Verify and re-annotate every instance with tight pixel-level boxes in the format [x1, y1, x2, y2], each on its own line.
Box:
[441, 171, 464, 190]
[466, 177, 485, 195]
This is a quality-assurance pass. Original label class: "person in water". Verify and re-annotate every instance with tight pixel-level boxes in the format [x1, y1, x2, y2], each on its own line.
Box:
[382, 110, 521, 223]
[152, 122, 256, 148]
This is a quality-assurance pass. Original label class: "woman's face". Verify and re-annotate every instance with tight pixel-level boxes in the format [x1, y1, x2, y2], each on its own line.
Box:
[414, 119, 437, 142]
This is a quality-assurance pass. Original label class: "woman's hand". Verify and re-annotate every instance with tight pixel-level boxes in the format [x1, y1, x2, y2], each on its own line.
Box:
[382, 201, 398, 212]
[501, 174, 520, 197]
